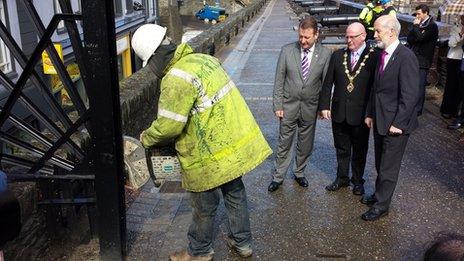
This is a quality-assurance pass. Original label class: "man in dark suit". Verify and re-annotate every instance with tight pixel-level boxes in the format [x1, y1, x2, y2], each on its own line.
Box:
[269, 17, 332, 192]
[362, 15, 420, 221]
[319, 22, 378, 196]
[407, 4, 438, 115]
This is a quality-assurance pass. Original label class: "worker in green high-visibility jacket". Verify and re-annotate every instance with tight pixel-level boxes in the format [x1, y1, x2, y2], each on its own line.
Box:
[132, 24, 272, 261]
[359, 0, 384, 39]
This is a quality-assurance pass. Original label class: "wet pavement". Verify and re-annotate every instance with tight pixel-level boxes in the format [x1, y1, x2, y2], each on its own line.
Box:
[126, 0, 464, 260]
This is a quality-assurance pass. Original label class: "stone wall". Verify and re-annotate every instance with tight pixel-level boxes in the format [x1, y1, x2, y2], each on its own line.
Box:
[3, 183, 48, 260]
[179, 0, 249, 16]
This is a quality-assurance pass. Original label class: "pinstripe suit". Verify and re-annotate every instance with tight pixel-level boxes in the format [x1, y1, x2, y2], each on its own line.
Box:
[272, 42, 332, 182]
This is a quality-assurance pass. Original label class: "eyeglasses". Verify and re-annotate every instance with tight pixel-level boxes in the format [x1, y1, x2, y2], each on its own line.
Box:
[345, 33, 363, 40]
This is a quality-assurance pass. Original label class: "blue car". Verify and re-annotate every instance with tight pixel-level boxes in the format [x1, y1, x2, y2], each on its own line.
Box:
[195, 5, 227, 24]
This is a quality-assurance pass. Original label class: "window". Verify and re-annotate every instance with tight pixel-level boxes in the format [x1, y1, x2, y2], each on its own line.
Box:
[125, 0, 133, 14]
[0, 0, 12, 73]
[114, 0, 123, 17]
[147, 0, 155, 16]
[53, 0, 66, 31]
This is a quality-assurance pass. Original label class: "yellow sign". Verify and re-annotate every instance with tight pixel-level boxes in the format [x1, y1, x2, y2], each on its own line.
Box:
[42, 43, 63, 74]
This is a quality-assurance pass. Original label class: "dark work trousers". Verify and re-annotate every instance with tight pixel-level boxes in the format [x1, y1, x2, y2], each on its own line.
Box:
[187, 177, 250, 256]
[372, 131, 410, 212]
[417, 68, 428, 116]
[332, 120, 370, 185]
[440, 58, 462, 116]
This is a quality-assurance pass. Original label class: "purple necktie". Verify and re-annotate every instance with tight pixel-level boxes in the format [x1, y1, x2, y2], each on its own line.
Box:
[351, 52, 358, 70]
[378, 50, 388, 75]
[302, 49, 310, 80]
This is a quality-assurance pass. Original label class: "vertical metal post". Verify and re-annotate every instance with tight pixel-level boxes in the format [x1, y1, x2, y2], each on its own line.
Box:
[81, 0, 126, 260]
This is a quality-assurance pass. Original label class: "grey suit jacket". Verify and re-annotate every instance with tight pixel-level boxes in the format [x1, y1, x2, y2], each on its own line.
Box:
[273, 42, 332, 122]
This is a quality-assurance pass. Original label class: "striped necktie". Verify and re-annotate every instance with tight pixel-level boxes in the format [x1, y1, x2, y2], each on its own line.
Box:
[302, 49, 310, 80]
[351, 52, 358, 70]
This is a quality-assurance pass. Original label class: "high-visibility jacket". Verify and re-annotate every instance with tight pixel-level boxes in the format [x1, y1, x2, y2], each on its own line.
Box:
[360, 5, 384, 31]
[382, 5, 397, 17]
[142, 43, 272, 192]
[359, 2, 374, 26]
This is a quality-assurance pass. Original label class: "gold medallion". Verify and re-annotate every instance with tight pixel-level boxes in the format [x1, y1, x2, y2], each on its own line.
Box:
[347, 82, 354, 92]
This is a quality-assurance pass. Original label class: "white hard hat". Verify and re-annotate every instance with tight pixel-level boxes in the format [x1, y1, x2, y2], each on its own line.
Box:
[131, 24, 167, 67]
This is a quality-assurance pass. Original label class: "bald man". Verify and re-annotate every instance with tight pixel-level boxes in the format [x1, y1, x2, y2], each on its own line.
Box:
[362, 15, 419, 221]
[319, 22, 378, 196]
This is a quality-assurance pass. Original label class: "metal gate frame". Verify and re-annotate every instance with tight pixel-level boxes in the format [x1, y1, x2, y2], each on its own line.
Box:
[82, 1, 126, 259]
[0, 0, 126, 259]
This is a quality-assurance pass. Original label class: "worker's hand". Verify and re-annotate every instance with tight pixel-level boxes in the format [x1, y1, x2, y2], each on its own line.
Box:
[365, 117, 373, 128]
[320, 110, 331, 120]
[413, 17, 420, 25]
[388, 125, 403, 136]
[139, 131, 145, 143]
[275, 110, 284, 119]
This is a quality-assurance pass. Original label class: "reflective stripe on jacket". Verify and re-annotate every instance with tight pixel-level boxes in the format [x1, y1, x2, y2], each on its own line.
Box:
[361, 5, 384, 31]
[142, 43, 272, 192]
[359, 3, 374, 24]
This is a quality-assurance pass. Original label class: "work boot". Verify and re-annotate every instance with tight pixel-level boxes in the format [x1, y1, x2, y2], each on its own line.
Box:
[225, 237, 253, 258]
[169, 250, 213, 261]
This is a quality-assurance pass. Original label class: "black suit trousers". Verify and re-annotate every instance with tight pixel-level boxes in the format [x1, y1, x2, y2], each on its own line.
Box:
[417, 68, 428, 116]
[440, 58, 462, 116]
[372, 131, 410, 211]
[332, 121, 369, 185]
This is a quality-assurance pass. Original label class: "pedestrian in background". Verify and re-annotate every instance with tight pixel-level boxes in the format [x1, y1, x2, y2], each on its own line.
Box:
[446, 21, 464, 130]
[441, 15, 464, 121]
[362, 15, 420, 221]
[132, 24, 272, 260]
[269, 17, 332, 192]
[380, 0, 397, 17]
[359, 0, 384, 40]
[407, 4, 438, 116]
[319, 22, 378, 196]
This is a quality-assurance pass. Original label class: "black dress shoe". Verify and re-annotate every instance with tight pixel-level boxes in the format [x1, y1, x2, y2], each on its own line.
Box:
[294, 177, 308, 187]
[361, 207, 388, 221]
[268, 181, 282, 192]
[325, 179, 349, 191]
[441, 113, 453, 119]
[352, 184, 365, 195]
[360, 194, 377, 205]
[448, 120, 463, 130]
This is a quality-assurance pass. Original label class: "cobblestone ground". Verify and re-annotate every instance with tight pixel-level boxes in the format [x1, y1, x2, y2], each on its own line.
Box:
[125, 0, 464, 260]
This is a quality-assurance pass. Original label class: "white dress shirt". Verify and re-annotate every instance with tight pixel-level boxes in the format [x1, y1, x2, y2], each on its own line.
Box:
[351, 42, 366, 67]
[381, 39, 400, 70]
[301, 44, 316, 68]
